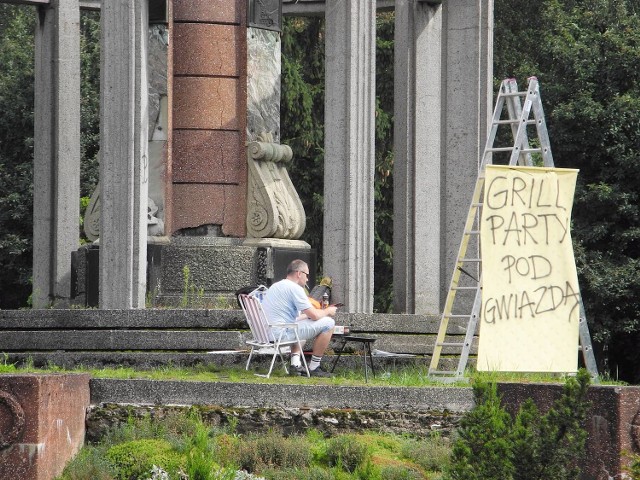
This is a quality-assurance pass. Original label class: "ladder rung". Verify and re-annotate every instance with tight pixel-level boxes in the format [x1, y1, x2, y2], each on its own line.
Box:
[451, 286, 477, 291]
[487, 147, 517, 152]
[429, 370, 458, 375]
[459, 258, 481, 262]
[444, 314, 472, 319]
[436, 342, 465, 347]
[471, 202, 483, 207]
[495, 119, 536, 125]
[487, 146, 542, 153]
[464, 230, 480, 235]
[500, 91, 526, 97]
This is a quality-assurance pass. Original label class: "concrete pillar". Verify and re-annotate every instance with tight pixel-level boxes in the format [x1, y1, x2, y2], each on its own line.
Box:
[99, 0, 149, 308]
[393, 0, 493, 314]
[33, 0, 81, 308]
[393, 0, 442, 314]
[323, 0, 376, 313]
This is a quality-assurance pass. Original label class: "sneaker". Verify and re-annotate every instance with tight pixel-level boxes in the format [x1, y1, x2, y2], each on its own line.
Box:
[308, 366, 334, 378]
[288, 365, 304, 376]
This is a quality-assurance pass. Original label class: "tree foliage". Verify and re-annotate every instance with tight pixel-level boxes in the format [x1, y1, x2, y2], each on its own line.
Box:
[0, 5, 35, 308]
[495, 0, 640, 381]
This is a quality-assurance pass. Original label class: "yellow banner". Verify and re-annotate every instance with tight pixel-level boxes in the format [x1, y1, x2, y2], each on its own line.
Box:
[478, 165, 580, 372]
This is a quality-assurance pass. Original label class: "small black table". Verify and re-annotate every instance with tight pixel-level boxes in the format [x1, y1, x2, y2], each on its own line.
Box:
[330, 335, 377, 382]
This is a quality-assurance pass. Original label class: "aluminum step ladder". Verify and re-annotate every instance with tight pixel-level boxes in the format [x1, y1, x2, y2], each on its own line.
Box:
[427, 77, 598, 382]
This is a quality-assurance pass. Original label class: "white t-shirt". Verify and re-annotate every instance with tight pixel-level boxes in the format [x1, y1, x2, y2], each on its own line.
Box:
[262, 278, 312, 325]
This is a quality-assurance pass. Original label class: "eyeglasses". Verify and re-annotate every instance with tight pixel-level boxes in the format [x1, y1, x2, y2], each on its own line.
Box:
[298, 270, 309, 276]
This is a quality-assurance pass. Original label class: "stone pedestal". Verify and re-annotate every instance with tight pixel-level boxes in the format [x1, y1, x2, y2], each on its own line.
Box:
[72, 239, 315, 308]
[0, 374, 90, 480]
[149, 237, 314, 307]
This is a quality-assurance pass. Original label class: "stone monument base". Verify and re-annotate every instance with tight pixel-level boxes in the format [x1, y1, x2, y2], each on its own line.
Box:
[0, 374, 90, 480]
[71, 237, 315, 308]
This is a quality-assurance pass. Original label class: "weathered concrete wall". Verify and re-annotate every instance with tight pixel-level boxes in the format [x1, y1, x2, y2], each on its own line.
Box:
[86, 379, 474, 441]
[86, 403, 464, 442]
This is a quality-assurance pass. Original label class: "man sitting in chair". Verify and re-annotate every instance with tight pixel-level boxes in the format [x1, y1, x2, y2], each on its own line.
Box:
[262, 259, 338, 377]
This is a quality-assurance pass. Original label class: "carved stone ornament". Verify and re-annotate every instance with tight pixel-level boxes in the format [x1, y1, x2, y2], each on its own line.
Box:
[83, 182, 165, 240]
[0, 390, 26, 450]
[632, 410, 640, 452]
[246, 132, 306, 239]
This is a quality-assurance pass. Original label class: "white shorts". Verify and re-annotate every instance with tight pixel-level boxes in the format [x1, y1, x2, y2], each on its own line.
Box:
[284, 316, 335, 341]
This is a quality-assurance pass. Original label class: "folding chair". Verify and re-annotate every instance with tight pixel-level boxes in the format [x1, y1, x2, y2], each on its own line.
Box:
[238, 287, 310, 378]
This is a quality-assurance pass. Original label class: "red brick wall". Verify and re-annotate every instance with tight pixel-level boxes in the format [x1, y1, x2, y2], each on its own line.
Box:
[169, 0, 247, 236]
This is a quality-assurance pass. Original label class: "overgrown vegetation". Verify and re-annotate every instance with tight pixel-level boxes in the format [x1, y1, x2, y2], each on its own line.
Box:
[57, 411, 451, 480]
[50, 370, 598, 479]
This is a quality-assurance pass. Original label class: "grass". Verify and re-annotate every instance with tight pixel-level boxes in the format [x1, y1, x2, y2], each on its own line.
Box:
[0, 356, 620, 387]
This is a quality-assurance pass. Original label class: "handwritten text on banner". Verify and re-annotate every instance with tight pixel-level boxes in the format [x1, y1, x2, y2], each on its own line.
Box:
[478, 165, 580, 373]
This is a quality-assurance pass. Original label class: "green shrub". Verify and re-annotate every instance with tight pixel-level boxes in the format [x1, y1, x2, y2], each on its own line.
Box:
[379, 464, 425, 480]
[235, 430, 312, 473]
[325, 434, 371, 473]
[447, 380, 514, 480]
[106, 438, 183, 480]
[56, 446, 115, 480]
[260, 466, 334, 480]
[400, 435, 451, 472]
[624, 453, 640, 479]
[511, 370, 590, 480]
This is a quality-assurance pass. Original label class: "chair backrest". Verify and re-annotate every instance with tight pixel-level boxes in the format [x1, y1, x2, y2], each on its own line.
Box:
[239, 293, 273, 344]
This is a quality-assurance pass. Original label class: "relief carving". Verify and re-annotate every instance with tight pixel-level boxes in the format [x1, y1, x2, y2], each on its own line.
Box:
[83, 182, 165, 241]
[0, 390, 25, 450]
[246, 132, 306, 239]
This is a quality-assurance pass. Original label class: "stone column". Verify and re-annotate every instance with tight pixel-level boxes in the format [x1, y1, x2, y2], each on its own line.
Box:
[33, 0, 80, 308]
[99, 0, 149, 308]
[324, 0, 376, 313]
[170, 1, 247, 237]
[393, 0, 493, 314]
[393, 0, 442, 314]
[441, 0, 493, 310]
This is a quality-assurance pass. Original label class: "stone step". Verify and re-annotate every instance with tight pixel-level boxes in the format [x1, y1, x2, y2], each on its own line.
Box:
[0, 309, 478, 370]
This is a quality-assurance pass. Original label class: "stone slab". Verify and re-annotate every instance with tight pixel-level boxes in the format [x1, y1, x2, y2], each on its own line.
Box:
[0, 309, 247, 329]
[0, 374, 90, 480]
[0, 331, 243, 351]
[171, 183, 231, 232]
[157, 244, 258, 292]
[89, 378, 475, 412]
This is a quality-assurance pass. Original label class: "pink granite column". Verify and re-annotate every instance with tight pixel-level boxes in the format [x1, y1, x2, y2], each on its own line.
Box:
[170, 0, 247, 236]
[0, 374, 90, 480]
